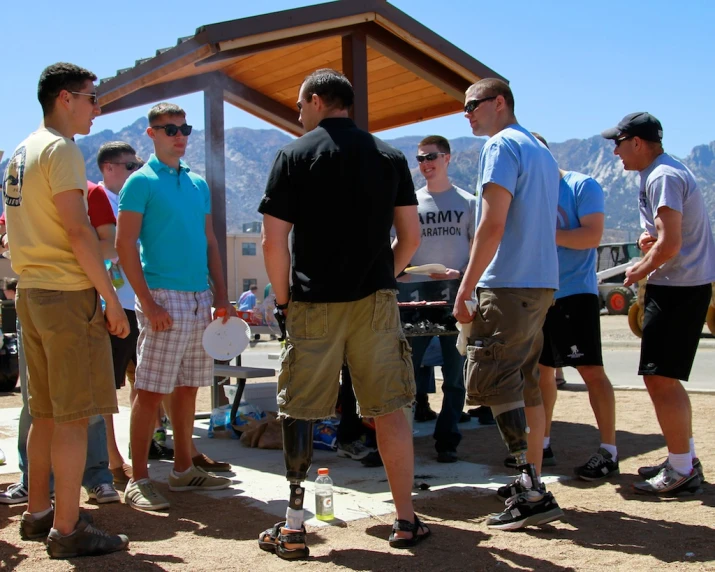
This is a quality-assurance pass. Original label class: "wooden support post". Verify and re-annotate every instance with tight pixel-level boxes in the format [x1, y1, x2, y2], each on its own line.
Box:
[203, 85, 228, 287]
[341, 31, 369, 130]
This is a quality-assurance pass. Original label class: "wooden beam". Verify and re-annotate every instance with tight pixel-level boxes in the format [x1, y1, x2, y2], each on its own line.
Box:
[342, 31, 369, 130]
[365, 23, 470, 101]
[204, 85, 228, 286]
[217, 75, 303, 136]
[99, 74, 210, 114]
[369, 99, 463, 132]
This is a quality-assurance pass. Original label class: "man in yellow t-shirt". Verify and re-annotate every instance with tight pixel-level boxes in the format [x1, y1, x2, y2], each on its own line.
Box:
[2, 62, 130, 558]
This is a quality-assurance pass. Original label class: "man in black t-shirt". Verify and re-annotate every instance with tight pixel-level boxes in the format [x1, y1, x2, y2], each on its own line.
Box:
[257, 69, 427, 558]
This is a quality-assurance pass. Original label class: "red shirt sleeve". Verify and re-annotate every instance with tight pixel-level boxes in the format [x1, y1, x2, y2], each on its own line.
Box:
[87, 182, 116, 229]
[0, 212, 5, 226]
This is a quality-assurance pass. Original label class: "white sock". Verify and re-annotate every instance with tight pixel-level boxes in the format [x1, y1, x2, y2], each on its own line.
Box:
[600, 443, 618, 461]
[26, 506, 52, 520]
[286, 507, 304, 530]
[543, 437, 551, 449]
[689, 438, 697, 460]
[172, 466, 193, 478]
[130, 477, 151, 486]
[668, 452, 693, 476]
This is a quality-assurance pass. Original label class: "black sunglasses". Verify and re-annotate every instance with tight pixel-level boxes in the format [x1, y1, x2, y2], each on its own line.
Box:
[614, 135, 634, 147]
[105, 161, 143, 171]
[152, 123, 193, 137]
[416, 152, 446, 163]
[69, 91, 99, 105]
[464, 96, 498, 114]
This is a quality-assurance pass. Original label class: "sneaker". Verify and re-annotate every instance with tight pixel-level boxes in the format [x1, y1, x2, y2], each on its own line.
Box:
[110, 464, 133, 487]
[86, 483, 120, 504]
[47, 518, 128, 558]
[638, 457, 704, 482]
[437, 450, 458, 463]
[504, 446, 556, 469]
[360, 451, 384, 467]
[0, 482, 28, 505]
[192, 453, 232, 473]
[129, 440, 174, 461]
[486, 491, 564, 530]
[337, 440, 374, 461]
[633, 465, 702, 496]
[497, 475, 529, 500]
[414, 403, 438, 422]
[153, 427, 167, 446]
[458, 412, 471, 424]
[574, 448, 619, 481]
[21, 508, 93, 541]
[124, 479, 170, 511]
[168, 466, 231, 492]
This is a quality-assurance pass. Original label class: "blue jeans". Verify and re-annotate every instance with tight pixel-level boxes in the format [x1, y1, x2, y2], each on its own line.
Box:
[17, 322, 112, 490]
[409, 335, 466, 452]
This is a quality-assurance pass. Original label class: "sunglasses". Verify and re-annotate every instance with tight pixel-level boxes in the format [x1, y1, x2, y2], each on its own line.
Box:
[416, 152, 446, 163]
[464, 96, 498, 114]
[152, 123, 193, 137]
[614, 135, 634, 147]
[105, 161, 143, 171]
[70, 91, 98, 105]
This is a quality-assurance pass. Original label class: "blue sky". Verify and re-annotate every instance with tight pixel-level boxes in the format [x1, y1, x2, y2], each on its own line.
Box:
[2, 0, 714, 158]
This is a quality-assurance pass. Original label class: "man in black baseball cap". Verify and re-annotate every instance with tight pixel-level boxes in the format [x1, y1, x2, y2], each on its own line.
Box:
[601, 112, 663, 143]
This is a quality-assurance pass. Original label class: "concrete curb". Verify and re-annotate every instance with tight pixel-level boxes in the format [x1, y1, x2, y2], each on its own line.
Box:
[602, 339, 715, 349]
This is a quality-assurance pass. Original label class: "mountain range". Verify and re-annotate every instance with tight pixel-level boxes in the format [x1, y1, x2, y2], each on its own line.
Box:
[3, 117, 714, 240]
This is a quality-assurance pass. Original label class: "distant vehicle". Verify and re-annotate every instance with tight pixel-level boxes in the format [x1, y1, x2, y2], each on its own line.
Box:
[596, 242, 640, 315]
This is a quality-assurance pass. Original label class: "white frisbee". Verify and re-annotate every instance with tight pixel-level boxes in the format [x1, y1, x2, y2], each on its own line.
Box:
[404, 263, 447, 275]
[202, 316, 251, 360]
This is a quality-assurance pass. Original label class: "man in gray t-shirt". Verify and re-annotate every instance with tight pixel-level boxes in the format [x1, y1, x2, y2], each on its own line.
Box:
[397, 135, 476, 463]
[603, 112, 715, 496]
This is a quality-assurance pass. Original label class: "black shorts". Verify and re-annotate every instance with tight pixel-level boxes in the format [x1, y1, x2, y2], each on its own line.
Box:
[540, 293, 603, 368]
[639, 283, 710, 381]
[109, 308, 139, 389]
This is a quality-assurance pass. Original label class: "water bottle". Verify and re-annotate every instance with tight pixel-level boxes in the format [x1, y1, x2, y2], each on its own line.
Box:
[106, 260, 125, 289]
[314, 468, 334, 521]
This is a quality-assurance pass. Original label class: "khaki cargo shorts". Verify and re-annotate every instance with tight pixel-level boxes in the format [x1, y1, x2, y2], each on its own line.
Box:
[277, 289, 415, 420]
[16, 287, 118, 423]
[464, 288, 554, 408]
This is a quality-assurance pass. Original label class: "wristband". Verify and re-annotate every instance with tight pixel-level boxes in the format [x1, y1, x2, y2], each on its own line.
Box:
[275, 301, 290, 310]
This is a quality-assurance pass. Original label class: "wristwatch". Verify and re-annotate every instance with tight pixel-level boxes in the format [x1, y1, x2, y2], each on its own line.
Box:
[275, 301, 290, 310]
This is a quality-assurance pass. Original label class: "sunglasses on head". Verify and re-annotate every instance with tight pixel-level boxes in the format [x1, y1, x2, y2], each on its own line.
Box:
[464, 96, 498, 114]
[105, 161, 142, 171]
[69, 91, 98, 105]
[614, 135, 634, 147]
[152, 123, 193, 137]
[416, 152, 446, 163]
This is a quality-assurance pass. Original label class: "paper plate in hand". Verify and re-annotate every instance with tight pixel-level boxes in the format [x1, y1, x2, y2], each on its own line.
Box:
[202, 316, 251, 360]
[404, 263, 447, 275]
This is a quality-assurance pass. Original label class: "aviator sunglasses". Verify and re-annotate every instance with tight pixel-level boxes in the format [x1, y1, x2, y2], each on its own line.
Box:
[416, 152, 446, 163]
[104, 161, 143, 171]
[464, 96, 498, 114]
[151, 123, 193, 137]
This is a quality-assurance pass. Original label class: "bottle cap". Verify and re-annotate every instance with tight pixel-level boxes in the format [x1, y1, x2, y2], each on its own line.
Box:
[317, 468, 329, 475]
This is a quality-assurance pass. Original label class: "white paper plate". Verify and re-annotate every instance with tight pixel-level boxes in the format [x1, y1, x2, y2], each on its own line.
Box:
[404, 263, 447, 275]
[202, 316, 251, 360]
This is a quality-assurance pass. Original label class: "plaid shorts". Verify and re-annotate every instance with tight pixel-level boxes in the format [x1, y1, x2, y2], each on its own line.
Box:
[135, 288, 213, 394]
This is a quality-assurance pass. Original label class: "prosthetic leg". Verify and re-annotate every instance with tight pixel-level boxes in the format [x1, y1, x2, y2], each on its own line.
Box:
[492, 403, 542, 496]
[282, 418, 314, 529]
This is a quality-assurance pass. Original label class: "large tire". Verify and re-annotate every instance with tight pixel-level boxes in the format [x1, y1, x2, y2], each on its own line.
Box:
[707, 305, 715, 336]
[628, 301, 644, 338]
[606, 286, 633, 315]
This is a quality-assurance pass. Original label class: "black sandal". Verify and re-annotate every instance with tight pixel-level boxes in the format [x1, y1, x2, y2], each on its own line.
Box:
[276, 525, 310, 560]
[258, 521, 282, 552]
[388, 514, 431, 548]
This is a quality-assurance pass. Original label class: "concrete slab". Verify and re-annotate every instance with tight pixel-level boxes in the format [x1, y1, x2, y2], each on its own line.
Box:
[0, 407, 562, 526]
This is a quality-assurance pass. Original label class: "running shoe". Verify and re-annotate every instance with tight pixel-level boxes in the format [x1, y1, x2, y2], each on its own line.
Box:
[124, 479, 170, 511]
[47, 518, 128, 558]
[574, 448, 619, 481]
[0, 482, 28, 505]
[487, 491, 564, 530]
[337, 440, 374, 460]
[168, 466, 231, 492]
[633, 464, 701, 496]
[638, 457, 704, 481]
[86, 483, 120, 504]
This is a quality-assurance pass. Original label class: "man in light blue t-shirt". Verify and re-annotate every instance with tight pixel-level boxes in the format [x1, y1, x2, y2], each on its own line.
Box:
[454, 78, 562, 530]
[116, 103, 236, 512]
[603, 112, 715, 496]
[523, 133, 619, 484]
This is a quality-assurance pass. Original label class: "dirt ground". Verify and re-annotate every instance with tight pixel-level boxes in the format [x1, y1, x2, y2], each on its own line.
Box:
[1, 317, 714, 571]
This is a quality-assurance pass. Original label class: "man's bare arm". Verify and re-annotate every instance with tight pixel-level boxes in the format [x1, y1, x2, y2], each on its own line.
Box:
[95, 223, 118, 260]
[624, 206, 682, 286]
[262, 214, 293, 305]
[205, 214, 236, 321]
[556, 212, 604, 250]
[392, 205, 421, 277]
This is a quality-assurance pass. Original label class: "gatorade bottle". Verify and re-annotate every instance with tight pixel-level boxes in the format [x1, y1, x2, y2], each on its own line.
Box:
[105, 260, 125, 289]
[314, 468, 334, 521]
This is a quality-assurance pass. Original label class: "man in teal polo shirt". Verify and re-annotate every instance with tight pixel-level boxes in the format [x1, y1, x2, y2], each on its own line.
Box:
[116, 102, 236, 511]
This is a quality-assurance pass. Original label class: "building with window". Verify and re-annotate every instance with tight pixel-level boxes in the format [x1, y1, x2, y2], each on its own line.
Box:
[226, 231, 269, 302]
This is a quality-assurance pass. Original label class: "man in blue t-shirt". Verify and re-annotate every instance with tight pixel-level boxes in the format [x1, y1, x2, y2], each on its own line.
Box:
[509, 133, 618, 483]
[238, 285, 258, 310]
[116, 103, 236, 512]
[603, 112, 715, 495]
[454, 78, 562, 530]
